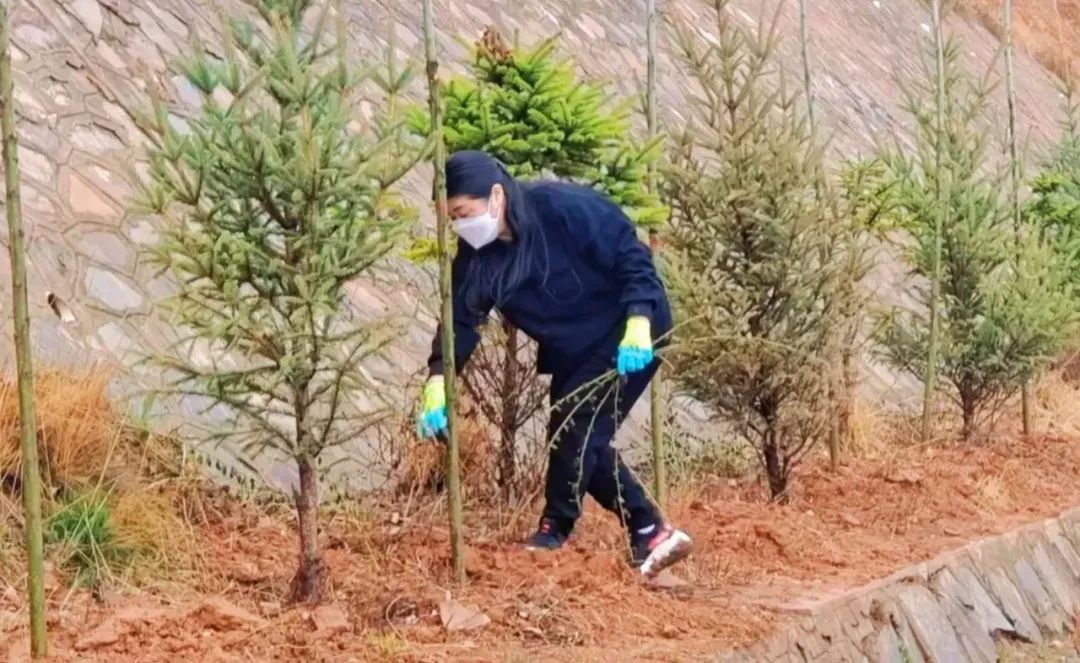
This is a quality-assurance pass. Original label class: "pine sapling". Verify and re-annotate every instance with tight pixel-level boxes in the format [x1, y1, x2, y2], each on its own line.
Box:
[137, 0, 421, 602]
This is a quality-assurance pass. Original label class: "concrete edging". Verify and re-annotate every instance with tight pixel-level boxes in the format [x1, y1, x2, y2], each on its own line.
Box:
[717, 506, 1080, 662]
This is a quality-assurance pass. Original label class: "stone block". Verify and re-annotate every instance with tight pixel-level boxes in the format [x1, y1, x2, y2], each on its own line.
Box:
[1047, 527, 1080, 580]
[1015, 556, 1068, 633]
[890, 608, 926, 663]
[870, 627, 906, 663]
[952, 566, 1013, 636]
[1032, 542, 1078, 616]
[794, 628, 830, 661]
[841, 608, 876, 648]
[762, 627, 792, 661]
[987, 567, 1042, 643]
[896, 584, 965, 663]
[930, 566, 996, 663]
[85, 267, 144, 313]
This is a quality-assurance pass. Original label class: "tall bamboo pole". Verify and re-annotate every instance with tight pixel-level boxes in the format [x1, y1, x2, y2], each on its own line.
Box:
[798, 0, 815, 132]
[422, 0, 465, 584]
[797, 0, 840, 469]
[645, 0, 667, 508]
[922, 0, 947, 443]
[0, 1, 47, 656]
[1002, 0, 1031, 436]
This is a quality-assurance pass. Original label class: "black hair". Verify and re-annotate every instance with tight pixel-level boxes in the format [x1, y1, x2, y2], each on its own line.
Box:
[445, 150, 542, 316]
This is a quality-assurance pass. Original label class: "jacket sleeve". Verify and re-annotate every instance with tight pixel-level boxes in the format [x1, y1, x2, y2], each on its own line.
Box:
[427, 241, 490, 377]
[573, 194, 664, 321]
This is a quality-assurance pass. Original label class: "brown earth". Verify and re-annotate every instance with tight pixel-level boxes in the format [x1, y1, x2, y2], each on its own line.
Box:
[959, 0, 1080, 83]
[2, 429, 1080, 662]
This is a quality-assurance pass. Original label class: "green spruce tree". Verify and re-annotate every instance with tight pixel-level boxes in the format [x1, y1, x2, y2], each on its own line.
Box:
[1028, 77, 1080, 284]
[664, 0, 854, 500]
[879, 33, 1076, 441]
[137, 0, 421, 602]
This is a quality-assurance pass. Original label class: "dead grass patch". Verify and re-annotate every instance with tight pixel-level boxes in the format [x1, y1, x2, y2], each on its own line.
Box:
[0, 369, 117, 491]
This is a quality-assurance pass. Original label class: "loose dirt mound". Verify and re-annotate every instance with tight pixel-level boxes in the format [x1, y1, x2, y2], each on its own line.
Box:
[5, 433, 1080, 661]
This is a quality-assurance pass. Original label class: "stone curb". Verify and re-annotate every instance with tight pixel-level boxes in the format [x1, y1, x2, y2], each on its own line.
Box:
[716, 506, 1080, 662]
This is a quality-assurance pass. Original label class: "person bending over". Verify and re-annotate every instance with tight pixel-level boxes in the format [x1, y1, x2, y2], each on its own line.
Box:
[417, 150, 692, 578]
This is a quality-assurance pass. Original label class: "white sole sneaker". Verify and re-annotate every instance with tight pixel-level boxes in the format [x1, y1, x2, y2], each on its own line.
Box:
[639, 529, 693, 578]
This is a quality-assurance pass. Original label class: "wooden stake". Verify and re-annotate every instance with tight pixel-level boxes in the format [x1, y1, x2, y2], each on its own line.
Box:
[421, 0, 465, 584]
[0, 1, 47, 655]
[1003, 0, 1032, 437]
[922, 0, 947, 443]
[645, 0, 667, 508]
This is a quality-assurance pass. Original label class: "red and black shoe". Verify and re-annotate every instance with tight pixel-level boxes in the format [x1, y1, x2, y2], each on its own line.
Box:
[524, 517, 569, 551]
[632, 523, 693, 578]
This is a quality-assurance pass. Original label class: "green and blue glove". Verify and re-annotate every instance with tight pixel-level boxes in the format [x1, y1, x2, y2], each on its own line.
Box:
[417, 376, 448, 440]
[616, 316, 654, 376]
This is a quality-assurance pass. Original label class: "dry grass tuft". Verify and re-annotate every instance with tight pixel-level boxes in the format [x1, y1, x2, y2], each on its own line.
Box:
[399, 414, 498, 496]
[0, 367, 208, 592]
[111, 486, 199, 582]
[0, 369, 118, 490]
[1031, 369, 1080, 437]
[845, 399, 921, 460]
[972, 473, 1012, 514]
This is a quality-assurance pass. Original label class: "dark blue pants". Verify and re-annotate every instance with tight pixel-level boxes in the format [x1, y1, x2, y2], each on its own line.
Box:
[541, 338, 663, 535]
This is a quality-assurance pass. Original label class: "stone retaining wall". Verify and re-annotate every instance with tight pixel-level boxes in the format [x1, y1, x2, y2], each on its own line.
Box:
[718, 507, 1080, 662]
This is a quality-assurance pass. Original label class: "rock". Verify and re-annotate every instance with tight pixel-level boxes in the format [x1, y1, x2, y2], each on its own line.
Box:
[75, 619, 123, 651]
[226, 561, 269, 585]
[312, 605, 349, 635]
[930, 568, 997, 663]
[885, 468, 922, 485]
[85, 268, 144, 313]
[1015, 557, 1067, 632]
[1047, 529, 1080, 580]
[438, 593, 490, 632]
[68, 173, 116, 217]
[874, 626, 907, 663]
[987, 567, 1042, 643]
[172, 74, 203, 108]
[648, 569, 690, 590]
[896, 584, 965, 663]
[953, 566, 1013, 636]
[1032, 542, 1078, 615]
[70, 0, 104, 38]
[189, 598, 265, 631]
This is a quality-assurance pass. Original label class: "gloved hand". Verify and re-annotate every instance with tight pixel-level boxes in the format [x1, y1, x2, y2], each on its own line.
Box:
[417, 376, 448, 440]
[616, 316, 654, 376]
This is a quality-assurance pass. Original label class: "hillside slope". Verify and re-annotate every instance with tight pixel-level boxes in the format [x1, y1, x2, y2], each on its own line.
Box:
[0, 0, 1068, 489]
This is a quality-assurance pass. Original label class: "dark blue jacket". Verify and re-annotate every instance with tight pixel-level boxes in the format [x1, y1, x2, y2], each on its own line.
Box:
[428, 181, 672, 378]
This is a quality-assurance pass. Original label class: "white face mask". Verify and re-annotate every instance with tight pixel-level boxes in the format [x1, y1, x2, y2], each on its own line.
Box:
[452, 198, 501, 250]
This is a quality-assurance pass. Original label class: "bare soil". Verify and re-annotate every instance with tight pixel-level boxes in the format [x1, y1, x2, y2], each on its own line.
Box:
[3, 431, 1080, 661]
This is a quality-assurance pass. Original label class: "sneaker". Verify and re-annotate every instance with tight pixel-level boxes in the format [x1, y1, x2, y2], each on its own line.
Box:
[632, 523, 693, 578]
[524, 518, 569, 551]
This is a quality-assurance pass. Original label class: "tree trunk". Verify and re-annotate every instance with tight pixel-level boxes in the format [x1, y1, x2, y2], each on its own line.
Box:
[0, 3, 48, 655]
[960, 398, 976, 443]
[762, 429, 787, 502]
[839, 347, 856, 449]
[289, 453, 325, 604]
[498, 321, 520, 499]
[826, 375, 840, 470]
